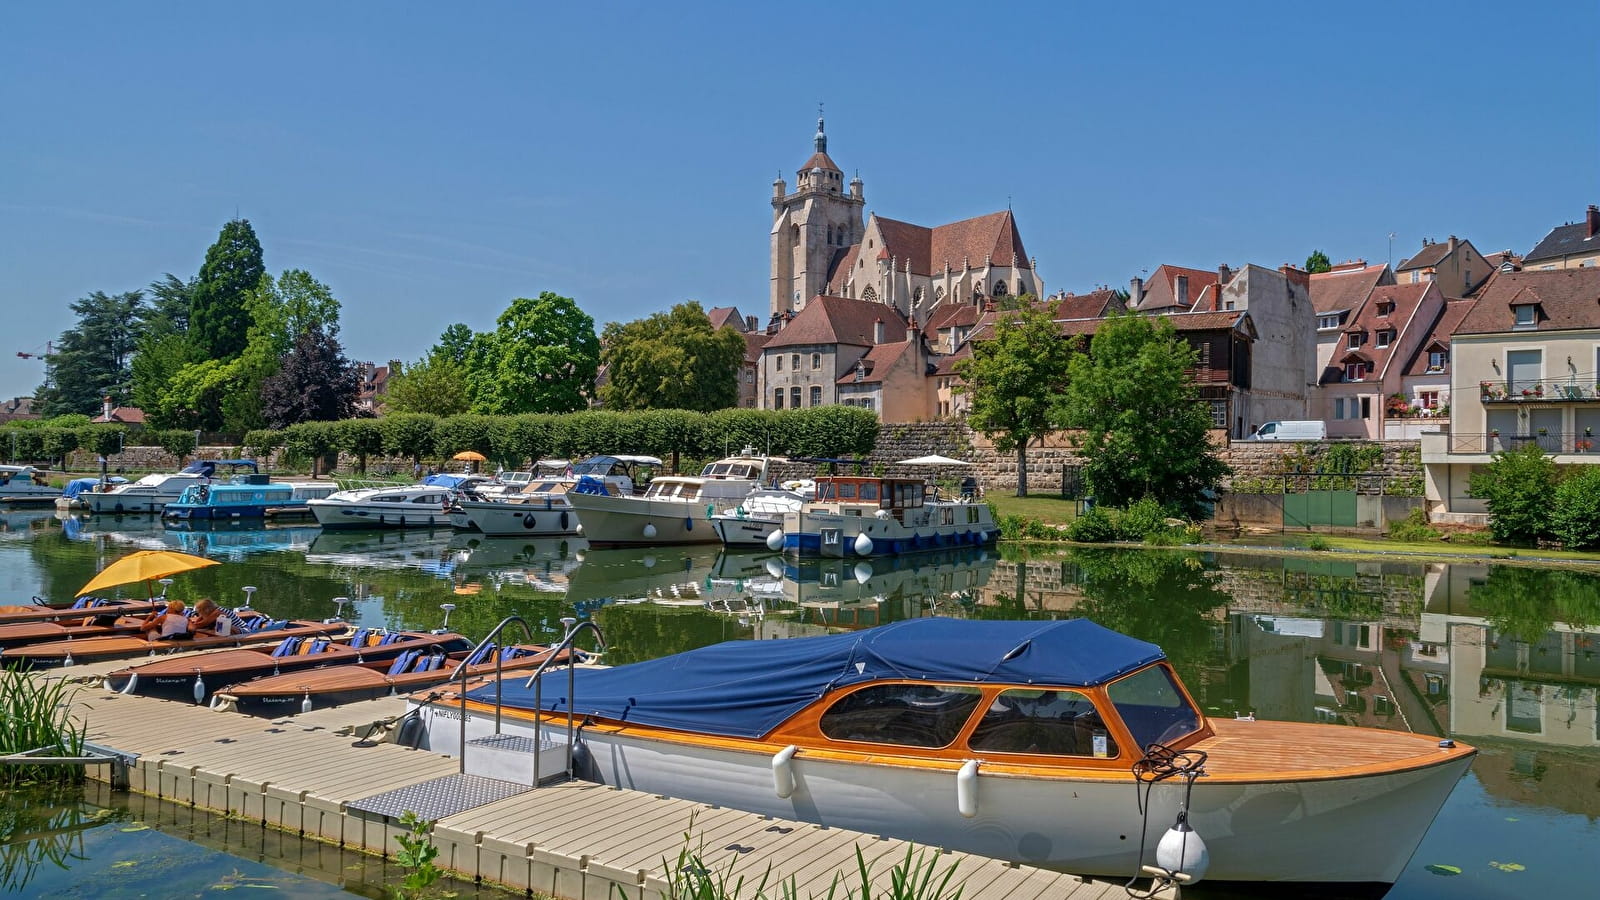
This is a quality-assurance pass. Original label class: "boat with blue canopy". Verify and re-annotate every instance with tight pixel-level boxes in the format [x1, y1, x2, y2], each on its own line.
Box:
[409, 617, 1475, 888]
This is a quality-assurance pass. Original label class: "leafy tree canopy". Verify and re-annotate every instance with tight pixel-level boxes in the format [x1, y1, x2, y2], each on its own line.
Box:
[382, 355, 473, 417]
[599, 301, 746, 411]
[1061, 311, 1228, 518]
[34, 290, 149, 418]
[189, 218, 265, 360]
[260, 323, 358, 428]
[1469, 443, 1557, 546]
[1305, 250, 1332, 274]
[474, 293, 600, 415]
[954, 299, 1076, 496]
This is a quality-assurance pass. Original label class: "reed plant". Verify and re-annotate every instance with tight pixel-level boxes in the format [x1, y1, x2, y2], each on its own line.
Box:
[0, 667, 87, 788]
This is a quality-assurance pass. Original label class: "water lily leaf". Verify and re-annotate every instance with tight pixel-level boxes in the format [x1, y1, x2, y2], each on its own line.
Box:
[1489, 861, 1526, 872]
[1504, 816, 1520, 822]
[120, 825, 150, 832]
[112, 860, 139, 869]
[1425, 864, 1462, 876]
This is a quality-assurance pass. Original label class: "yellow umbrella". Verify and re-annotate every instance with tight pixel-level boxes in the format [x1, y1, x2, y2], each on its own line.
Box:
[451, 451, 487, 462]
[76, 550, 220, 598]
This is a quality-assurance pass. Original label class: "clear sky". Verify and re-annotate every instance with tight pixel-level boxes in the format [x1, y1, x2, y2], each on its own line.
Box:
[3, 1, 1596, 402]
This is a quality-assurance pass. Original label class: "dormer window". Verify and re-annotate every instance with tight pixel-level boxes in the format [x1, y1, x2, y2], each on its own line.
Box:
[1317, 314, 1341, 330]
[1344, 362, 1366, 382]
[1376, 329, 1395, 349]
[1513, 304, 1537, 329]
[1376, 302, 1394, 317]
[1427, 349, 1448, 372]
[1347, 332, 1364, 350]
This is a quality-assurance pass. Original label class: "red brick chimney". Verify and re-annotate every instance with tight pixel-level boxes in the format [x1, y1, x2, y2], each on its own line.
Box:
[1279, 263, 1311, 289]
[1588, 204, 1599, 238]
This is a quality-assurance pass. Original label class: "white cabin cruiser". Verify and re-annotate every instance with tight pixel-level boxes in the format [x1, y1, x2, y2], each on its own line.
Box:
[710, 483, 813, 548]
[306, 484, 456, 529]
[452, 455, 659, 536]
[0, 466, 59, 502]
[566, 449, 774, 547]
[83, 459, 258, 515]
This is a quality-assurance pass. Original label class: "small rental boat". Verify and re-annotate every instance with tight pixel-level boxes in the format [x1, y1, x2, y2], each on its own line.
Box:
[162, 477, 337, 521]
[567, 449, 774, 547]
[452, 455, 660, 536]
[102, 627, 475, 704]
[1, 616, 347, 669]
[0, 465, 60, 504]
[84, 459, 260, 515]
[411, 618, 1474, 887]
[211, 641, 576, 716]
[0, 596, 160, 629]
[772, 476, 998, 557]
[0, 603, 273, 651]
[710, 483, 813, 548]
[307, 483, 458, 530]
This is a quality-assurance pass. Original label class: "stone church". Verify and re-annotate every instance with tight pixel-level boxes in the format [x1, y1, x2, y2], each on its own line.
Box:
[768, 116, 1044, 323]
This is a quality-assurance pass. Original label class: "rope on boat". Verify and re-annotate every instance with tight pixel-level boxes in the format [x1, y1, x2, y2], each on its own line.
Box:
[1125, 742, 1207, 898]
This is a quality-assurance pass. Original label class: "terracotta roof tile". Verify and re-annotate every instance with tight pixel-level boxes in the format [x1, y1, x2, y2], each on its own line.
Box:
[836, 340, 912, 385]
[1052, 288, 1122, 319]
[743, 332, 769, 364]
[925, 303, 981, 331]
[1334, 282, 1434, 378]
[874, 211, 1032, 277]
[798, 151, 841, 173]
[825, 244, 861, 289]
[762, 295, 908, 350]
[1310, 263, 1389, 315]
[1135, 265, 1220, 312]
[707, 306, 745, 331]
[1403, 298, 1474, 377]
[1396, 242, 1453, 272]
[1455, 268, 1600, 334]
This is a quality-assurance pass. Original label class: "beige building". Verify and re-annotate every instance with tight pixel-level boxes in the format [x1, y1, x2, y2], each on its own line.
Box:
[1395, 236, 1492, 296]
[1523, 205, 1600, 270]
[760, 295, 908, 414]
[1318, 281, 1444, 439]
[1420, 268, 1600, 522]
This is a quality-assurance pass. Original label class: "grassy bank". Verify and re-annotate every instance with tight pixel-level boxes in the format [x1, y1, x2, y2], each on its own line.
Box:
[984, 492, 1081, 527]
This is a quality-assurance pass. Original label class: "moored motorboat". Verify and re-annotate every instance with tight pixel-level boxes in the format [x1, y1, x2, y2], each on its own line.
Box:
[710, 484, 812, 548]
[0, 604, 275, 651]
[211, 641, 574, 716]
[162, 477, 337, 520]
[102, 627, 475, 704]
[307, 483, 457, 529]
[773, 476, 998, 557]
[452, 455, 660, 536]
[409, 618, 1474, 886]
[1, 616, 347, 669]
[84, 459, 260, 515]
[0, 595, 159, 628]
[567, 448, 774, 547]
[0, 465, 60, 504]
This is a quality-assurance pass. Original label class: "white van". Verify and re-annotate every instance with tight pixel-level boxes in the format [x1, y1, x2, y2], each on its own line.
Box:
[1249, 420, 1327, 441]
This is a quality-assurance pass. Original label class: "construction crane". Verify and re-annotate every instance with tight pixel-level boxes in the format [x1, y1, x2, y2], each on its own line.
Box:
[16, 341, 51, 360]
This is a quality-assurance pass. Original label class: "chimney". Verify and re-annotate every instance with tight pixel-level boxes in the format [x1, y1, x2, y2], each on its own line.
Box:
[1447, 235, 1458, 253]
[873, 318, 885, 345]
[1588, 204, 1599, 238]
[1174, 274, 1189, 308]
[1218, 263, 1233, 285]
[102, 396, 113, 421]
[1129, 275, 1144, 307]
[746, 314, 758, 332]
[1278, 263, 1311, 289]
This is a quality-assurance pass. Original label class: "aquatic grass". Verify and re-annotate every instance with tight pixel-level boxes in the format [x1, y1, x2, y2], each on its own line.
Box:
[0, 783, 117, 894]
[391, 810, 442, 900]
[0, 666, 87, 788]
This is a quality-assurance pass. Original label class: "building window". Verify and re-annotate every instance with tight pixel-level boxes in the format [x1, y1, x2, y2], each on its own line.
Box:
[861, 397, 874, 411]
[791, 353, 801, 369]
[1513, 304, 1537, 328]
[809, 385, 822, 406]
[1317, 314, 1341, 330]
[1347, 332, 1364, 349]
[1427, 349, 1447, 372]
[745, 370, 753, 383]
[1376, 329, 1394, 348]
[1409, 271, 1419, 283]
[775, 355, 783, 372]
[790, 387, 801, 408]
[1420, 391, 1440, 409]
[773, 388, 784, 409]
[1344, 363, 1364, 382]
[1377, 302, 1394, 317]
[811, 353, 821, 370]
[1334, 398, 1346, 419]
[1360, 397, 1372, 419]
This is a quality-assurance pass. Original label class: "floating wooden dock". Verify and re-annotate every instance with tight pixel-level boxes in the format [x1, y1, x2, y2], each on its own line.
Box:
[39, 661, 1153, 900]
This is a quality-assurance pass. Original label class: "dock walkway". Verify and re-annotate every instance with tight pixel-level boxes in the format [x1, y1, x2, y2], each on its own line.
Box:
[42, 669, 1142, 900]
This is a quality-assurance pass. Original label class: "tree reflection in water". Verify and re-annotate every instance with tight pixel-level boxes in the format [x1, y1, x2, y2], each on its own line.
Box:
[0, 784, 124, 895]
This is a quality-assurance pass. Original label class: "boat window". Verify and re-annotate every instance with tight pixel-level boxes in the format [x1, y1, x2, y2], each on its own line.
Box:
[1107, 665, 1201, 750]
[412, 494, 443, 504]
[837, 483, 857, 499]
[819, 683, 983, 749]
[859, 483, 879, 502]
[680, 486, 700, 501]
[373, 495, 406, 503]
[968, 689, 1118, 758]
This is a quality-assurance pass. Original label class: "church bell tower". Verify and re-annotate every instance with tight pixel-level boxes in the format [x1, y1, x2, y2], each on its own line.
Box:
[770, 110, 866, 317]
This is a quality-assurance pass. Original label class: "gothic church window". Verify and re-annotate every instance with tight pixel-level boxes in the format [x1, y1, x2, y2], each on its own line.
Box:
[993, 282, 1008, 297]
[862, 286, 877, 303]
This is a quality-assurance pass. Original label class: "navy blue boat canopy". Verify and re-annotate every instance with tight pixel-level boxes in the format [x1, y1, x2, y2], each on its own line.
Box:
[468, 618, 1165, 740]
[181, 459, 258, 476]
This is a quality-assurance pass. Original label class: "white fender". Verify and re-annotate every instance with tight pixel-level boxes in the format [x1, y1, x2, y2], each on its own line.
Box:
[956, 759, 980, 818]
[302, 692, 315, 714]
[192, 673, 206, 704]
[853, 532, 874, 556]
[642, 522, 657, 539]
[1156, 817, 1209, 883]
[772, 744, 799, 799]
[765, 529, 785, 551]
[118, 672, 137, 694]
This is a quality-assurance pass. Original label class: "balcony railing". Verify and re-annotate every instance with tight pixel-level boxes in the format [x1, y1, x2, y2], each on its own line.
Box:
[1448, 431, 1600, 454]
[1479, 379, 1600, 402]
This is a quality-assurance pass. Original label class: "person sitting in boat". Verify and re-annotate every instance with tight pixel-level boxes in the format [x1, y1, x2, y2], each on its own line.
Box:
[140, 599, 191, 641]
[188, 598, 246, 637]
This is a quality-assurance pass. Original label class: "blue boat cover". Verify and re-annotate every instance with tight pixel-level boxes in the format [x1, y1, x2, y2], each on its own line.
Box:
[62, 476, 127, 499]
[467, 618, 1165, 740]
[424, 473, 472, 488]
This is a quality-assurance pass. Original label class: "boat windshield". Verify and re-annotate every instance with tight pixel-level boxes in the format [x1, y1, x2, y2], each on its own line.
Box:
[1107, 665, 1201, 750]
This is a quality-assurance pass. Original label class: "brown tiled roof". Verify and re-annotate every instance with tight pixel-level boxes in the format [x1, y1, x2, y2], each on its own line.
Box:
[825, 244, 861, 288]
[708, 306, 744, 331]
[933, 344, 971, 376]
[1310, 263, 1388, 315]
[1054, 309, 1248, 336]
[1135, 265, 1219, 312]
[1396, 241, 1453, 272]
[1052, 288, 1121, 319]
[1454, 269, 1600, 335]
[92, 406, 147, 425]
[836, 340, 912, 385]
[925, 303, 981, 331]
[1403, 298, 1474, 376]
[1337, 282, 1434, 378]
[798, 151, 841, 173]
[873, 210, 1032, 277]
[742, 332, 769, 364]
[762, 295, 908, 349]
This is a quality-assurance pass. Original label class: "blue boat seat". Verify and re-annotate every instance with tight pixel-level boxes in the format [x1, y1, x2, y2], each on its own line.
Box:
[349, 628, 370, 648]
[386, 649, 421, 675]
[464, 643, 496, 667]
[71, 597, 91, 610]
[413, 654, 443, 673]
[271, 637, 303, 657]
[378, 632, 401, 646]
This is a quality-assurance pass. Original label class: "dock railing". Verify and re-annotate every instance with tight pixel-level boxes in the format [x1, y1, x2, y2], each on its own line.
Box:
[448, 614, 539, 777]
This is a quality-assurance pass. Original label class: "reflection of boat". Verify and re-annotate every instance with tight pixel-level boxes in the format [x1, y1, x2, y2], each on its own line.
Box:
[561, 545, 723, 605]
[417, 618, 1475, 886]
[103, 627, 476, 704]
[776, 476, 997, 557]
[304, 527, 458, 570]
[213, 641, 573, 716]
[2, 617, 348, 668]
[445, 534, 586, 592]
[568, 450, 773, 548]
[308, 484, 456, 529]
[84, 459, 260, 515]
[62, 516, 320, 559]
[0, 509, 59, 538]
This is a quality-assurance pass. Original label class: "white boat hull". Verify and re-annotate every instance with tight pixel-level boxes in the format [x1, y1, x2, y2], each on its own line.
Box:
[308, 501, 453, 529]
[84, 493, 181, 515]
[783, 502, 999, 558]
[567, 493, 728, 546]
[457, 499, 579, 537]
[417, 706, 1468, 885]
[711, 513, 780, 548]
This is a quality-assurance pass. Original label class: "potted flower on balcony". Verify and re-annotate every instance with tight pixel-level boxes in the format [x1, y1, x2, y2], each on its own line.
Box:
[1480, 380, 1495, 399]
[1577, 439, 1594, 453]
[1538, 427, 1549, 437]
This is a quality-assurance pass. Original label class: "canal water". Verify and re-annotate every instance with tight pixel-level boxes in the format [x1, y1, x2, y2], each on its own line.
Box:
[2, 508, 1598, 899]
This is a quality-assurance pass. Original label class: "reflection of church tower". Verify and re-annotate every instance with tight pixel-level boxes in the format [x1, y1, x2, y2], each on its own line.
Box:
[770, 113, 866, 317]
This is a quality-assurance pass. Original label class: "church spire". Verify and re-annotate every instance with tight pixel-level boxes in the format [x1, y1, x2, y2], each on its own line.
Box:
[815, 102, 827, 153]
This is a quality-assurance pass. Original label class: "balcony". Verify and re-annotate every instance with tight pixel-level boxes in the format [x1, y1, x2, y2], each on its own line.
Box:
[1479, 379, 1600, 403]
[1442, 431, 1600, 455]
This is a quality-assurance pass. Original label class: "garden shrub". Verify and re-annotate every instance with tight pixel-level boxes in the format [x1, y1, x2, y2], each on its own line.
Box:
[1386, 508, 1441, 543]
[1551, 467, 1600, 550]
[1066, 506, 1121, 542]
[1468, 443, 1557, 546]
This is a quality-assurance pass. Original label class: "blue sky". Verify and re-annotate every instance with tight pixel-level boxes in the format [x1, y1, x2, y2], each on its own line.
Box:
[3, 1, 1596, 402]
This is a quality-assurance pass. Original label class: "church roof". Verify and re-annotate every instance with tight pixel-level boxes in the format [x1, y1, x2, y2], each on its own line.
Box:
[707, 306, 745, 331]
[798, 151, 841, 174]
[826, 243, 862, 289]
[872, 211, 1033, 277]
[763, 295, 908, 350]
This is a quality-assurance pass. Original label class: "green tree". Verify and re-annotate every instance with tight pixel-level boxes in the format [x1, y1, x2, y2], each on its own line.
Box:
[1061, 311, 1229, 518]
[189, 218, 265, 360]
[1552, 466, 1600, 550]
[144, 273, 195, 335]
[599, 302, 746, 411]
[954, 300, 1077, 496]
[432, 323, 477, 365]
[1468, 443, 1557, 546]
[474, 293, 600, 415]
[1305, 250, 1332, 274]
[381, 413, 440, 466]
[381, 355, 472, 416]
[35, 290, 149, 417]
[260, 324, 358, 428]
